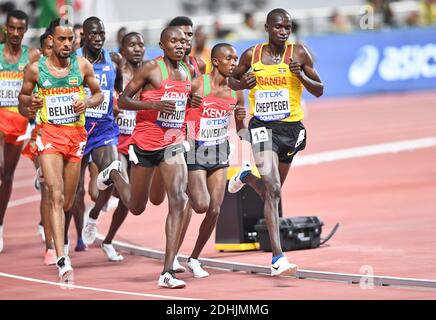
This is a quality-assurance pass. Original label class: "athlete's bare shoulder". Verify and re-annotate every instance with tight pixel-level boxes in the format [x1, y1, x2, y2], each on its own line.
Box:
[191, 74, 204, 95]
[28, 48, 40, 63]
[25, 60, 39, 77]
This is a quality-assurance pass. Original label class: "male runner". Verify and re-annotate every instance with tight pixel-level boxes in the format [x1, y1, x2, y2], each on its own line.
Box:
[178, 43, 246, 278]
[228, 8, 324, 276]
[116, 27, 194, 288]
[20, 30, 56, 265]
[0, 10, 39, 253]
[99, 31, 145, 261]
[19, 18, 103, 281]
[70, 16, 128, 253]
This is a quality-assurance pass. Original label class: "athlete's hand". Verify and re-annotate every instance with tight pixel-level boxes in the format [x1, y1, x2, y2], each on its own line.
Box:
[73, 100, 87, 114]
[152, 100, 176, 114]
[289, 59, 303, 78]
[240, 72, 256, 90]
[234, 105, 246, 121]
[188, 93, 202, 108]
[28, 94, 43, 118]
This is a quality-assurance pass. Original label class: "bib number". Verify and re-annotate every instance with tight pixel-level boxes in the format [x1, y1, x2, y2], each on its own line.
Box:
[254, 89, 290, 122]
[251, 126, 269, 144]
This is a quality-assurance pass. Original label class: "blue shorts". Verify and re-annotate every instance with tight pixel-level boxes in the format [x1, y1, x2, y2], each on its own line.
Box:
[84, 119, 119, 156]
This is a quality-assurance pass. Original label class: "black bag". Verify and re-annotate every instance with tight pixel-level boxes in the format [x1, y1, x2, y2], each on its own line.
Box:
[254, 216, 338, 252]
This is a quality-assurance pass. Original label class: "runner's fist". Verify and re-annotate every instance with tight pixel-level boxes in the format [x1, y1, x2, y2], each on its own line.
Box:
[289, 59, 303, 78]
[240, 72, 256, 90]
[234, 105, 246, 121]
[188, 93, 202, 108]
[28, 94, 43, 118]
[152, 100, 176, 114]
[73, 100, 86, 114]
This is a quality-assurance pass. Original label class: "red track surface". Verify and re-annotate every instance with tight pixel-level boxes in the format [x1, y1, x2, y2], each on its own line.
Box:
[1, 90, 436, 300]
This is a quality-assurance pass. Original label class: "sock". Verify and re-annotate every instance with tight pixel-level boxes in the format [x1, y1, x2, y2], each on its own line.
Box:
[88, 217, 97, 225]
[272, 254, 284, 264]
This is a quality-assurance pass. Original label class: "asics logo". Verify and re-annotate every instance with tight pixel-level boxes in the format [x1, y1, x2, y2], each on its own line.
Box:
[165, 84, 175, 89]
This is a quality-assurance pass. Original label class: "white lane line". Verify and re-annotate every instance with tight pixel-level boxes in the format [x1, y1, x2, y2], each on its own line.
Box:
[293, 137, 436, 167]
[0, 272, 199, 300]
[8, 194, 41, 208]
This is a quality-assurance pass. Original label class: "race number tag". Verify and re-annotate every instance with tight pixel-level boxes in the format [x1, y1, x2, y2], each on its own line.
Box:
[85, 88, 111, 118]
[254, 89, 290, 122]
[250, 126, 269, 144]
[156, 98, 187, 129]
[116, 110, 136, 135]
[46, 93, 81, 125]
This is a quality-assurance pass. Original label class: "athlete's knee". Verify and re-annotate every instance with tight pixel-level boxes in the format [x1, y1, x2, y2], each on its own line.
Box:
[150, 192, 165, 206]
[63, 198, 75, 212]
[264, 182, 281, 201]
[206, 204, 221, 221]
[168, 191, 188, 211]
[191, 197, 209, 214]
[129, 198, 148, 216]
[49, 188, 64, 208]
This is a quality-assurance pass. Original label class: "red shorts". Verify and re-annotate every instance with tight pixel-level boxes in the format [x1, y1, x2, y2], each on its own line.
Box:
[117, 134, 132, 156]
[21, 124, 42, 162]
[39, 123, 87, 163]
[0, 109, 28, 146]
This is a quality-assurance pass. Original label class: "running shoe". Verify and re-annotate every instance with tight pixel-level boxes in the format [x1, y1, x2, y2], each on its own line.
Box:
[82, 218, 98, 245]
[187, 258, 209, 278]
[270, 256, 298, 277]
[173, 255, 186, 273]
[227, 161, 252, 193]
[97, 160, 121, 190]
[44, 249, 57, 266]
[56, 256, 73, 282]
[101, 243, 124, 262]
[158, 271, 186, 289]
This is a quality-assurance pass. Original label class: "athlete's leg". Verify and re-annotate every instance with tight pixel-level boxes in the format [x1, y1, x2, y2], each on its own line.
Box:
[159, 153, 188, 274]
[128, 164, 155, 215]
[103, 154, 130, 244]
[0, 142, 23, 226]
[149, 167, 166, 205]
[39, 154, 67, 258]
[176, 169, 209, 253]
[88, 161, 99, 202]
[190, 168, 227, 259]
[0, 132, 4, 177]
[40, 181, 54, 250]
[64, 155, 88, 246]
[253, 150, 283, 257]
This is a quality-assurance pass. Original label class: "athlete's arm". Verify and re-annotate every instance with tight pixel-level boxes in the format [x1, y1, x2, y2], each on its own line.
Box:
[28, 48, 40, 64]
[110, 51, 124, 94]
[18, 62, 41, 119]
[290, 43, 324, 98]
[188, 76, 203, 108]
[79, 57, 104, 113]
[196, 57, 207, 74]
[234, 90, 246, 132]
[228, 46, 256, 91]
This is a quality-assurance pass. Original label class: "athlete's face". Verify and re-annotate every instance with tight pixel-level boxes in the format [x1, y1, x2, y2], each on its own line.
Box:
[41, 37, 53, 57]
[178, 25, 193, 55]
[84, 21, 106, 53]
[265, 14, 292, 45]
[6, 17, 27, 46]
[213, 46, 238, 77]
[160, 29, 186, 62]
[50, 26, 74, 59]
[122, 35, 145, 64]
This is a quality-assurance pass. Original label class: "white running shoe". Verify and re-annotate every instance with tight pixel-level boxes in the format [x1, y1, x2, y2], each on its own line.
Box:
[97, 160, 121, 190]
[227, 161, 252, 193]
[173, 255, 186, 273]
[158, 271, 186, 289]
[38, 224, 45, 242]
[187, 258, 209, 278]
[83, 218, 97, 245]
[270, 256, 298, 277]
[56, 256, 73, 282]
[101, 243, 124, 262]
[33, 167, 44, 191]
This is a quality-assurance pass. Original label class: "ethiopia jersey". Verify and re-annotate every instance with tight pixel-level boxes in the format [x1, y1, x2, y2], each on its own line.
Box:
[186, 74, 236, 147]
[132, 58, 191, 151]
[248, 43, 303, 122]
[0, 43, 28, 112]
[76, 48, 116, 123]
[37, 55, 87, 127]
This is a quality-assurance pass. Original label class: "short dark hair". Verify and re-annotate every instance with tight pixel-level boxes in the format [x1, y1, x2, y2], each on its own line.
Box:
[6, 9, 29, 28]
[83, 16, 102, 32]
[211, 43, 232, 59]
[39, 31, 49, 48]
[168, 16, 193, 27]
[266, 8, 290, 24]
[46, 18, 73, 36]
[73, 23, 83, 31]
[121, 32, 143, 48]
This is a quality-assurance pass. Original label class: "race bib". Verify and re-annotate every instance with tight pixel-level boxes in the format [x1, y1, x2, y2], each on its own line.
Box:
[254, 89, 290, 122]
[85, 88, 111, 118]
[0, 77, 23, 107]
[46, 92, 81, 125]
[156, 98, 186, 129]
[116, 110, 136, 135]
[197, 116, 229, 146]
[251, 126, 269, 144]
